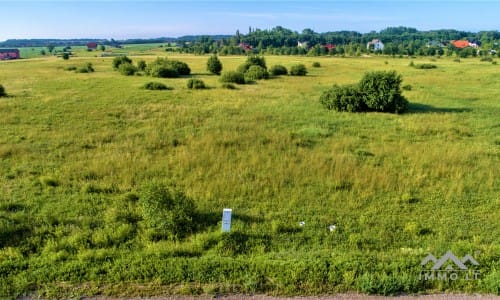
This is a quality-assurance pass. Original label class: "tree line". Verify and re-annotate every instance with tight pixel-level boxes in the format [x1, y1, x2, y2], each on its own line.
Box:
[173, 26, 499, 57]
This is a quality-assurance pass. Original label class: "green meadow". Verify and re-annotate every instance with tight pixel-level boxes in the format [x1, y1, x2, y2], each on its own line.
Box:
[0, 52, 499, 298]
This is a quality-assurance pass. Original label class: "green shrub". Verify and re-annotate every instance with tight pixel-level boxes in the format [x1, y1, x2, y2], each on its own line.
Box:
[206, 55, 223, 75]
[118, 63, 137, 76]
[321, 70, 408, 114]
[269, 65, 288, 76]
[480, 57, 493, 62]
[244, 65, 269, 81]
[402, 84, 412, 91]
[137, 60, 147, 71]
[76, 63, 94, 73]
[142, 82, 170, 90]
[112, 56, 132, 70]
[145, 57, 190, 78]
[62, 52, 70, 60]
[319, 84, 366, 112]
[39, 176, 59, 187]
[0, 84, 6, 97]
[139, 182, 196, 240]
[64, 66, 77, 71]
[358, 70, 408, 113]
[290, 64, 308, 76]
[312, 62, 321, 68]
[413, 63, 437, 69]
[220, 71, 245, 84]
[187, 78, 206, 89]
[246, 55, 267, 69]
[147, 64, 179, 78]
[221, 83, 237, 89]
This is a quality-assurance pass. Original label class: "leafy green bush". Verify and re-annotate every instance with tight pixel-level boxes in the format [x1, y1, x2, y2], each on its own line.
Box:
[320, 70, 408, 113]
[220, 71, 245, 84]
[244, 65, 269, 81]
[358, 70, 408, 113]
[62, 52, 70, 60]
[137, 60, 147, 71]
[0, 84, 6, 97]
[142, 82, 170, 90]
[64, 66, 77, 71]
[187, 78, 206, 89]
[112, 56, 132, 70]
[413, 63, 437, 69]
[290, 64, 308, 76]
[312, 62, 321, 68]
[319, 84, 366, 112]
[118, 63, 137, 76]
[221, 83, 237, 89]
[269, 64, 288, 76]
[237, 55, 267, 73]
[139, 182, 196, 240]
[145, 57, 190, 77]
[206, 55, 223, 75]
[76, 63, 94, 73]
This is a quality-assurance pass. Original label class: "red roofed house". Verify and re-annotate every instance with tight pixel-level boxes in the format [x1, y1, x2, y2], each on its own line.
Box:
[324, 44, 336, 50]
[87, 42, 98, 50]
[239, 43, 252, 51]
[452, 40, 470, 49]
[0, 49, 20, 60]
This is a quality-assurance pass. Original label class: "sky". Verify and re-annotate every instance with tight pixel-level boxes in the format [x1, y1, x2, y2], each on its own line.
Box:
[0, 1, 498, 41]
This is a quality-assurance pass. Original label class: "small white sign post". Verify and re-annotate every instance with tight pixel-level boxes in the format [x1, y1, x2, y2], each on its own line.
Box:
[222, 208, 232, 232]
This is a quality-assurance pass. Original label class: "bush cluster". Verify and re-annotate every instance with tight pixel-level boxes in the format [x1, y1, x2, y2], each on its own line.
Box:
[118, 63, 138, 76]
[76, 63, 94, 73]
[320, 70, 408, 113]
[290, 64, 308, 76]
[236, 56, 269, 82]
[412, 63, 437, 69]
[112, 56, 132, 70]
[220, 71, 246, 84]
[244, 65, 269, 81]
[269, 65, 288, 76]
[186, 78, 206, 89]
[142, 82, 170, 90]
[145, 57, 191, 78]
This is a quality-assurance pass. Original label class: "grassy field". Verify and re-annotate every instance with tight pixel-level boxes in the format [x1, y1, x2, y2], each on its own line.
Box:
[0, 53, 499, 298]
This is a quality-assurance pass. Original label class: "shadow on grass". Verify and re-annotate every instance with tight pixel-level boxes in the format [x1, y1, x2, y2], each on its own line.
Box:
[408, 102, 472, 114]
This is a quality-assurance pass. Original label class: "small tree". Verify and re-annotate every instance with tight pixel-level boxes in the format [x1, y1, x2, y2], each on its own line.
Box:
[244, 65, 269, 81]
[112, 56, 132, 70]
[62, 52, 70, 60]
[206, 55, 223, 75]
[47, 44, 55, 53]
[137, 60, 147, 71]
[99, 45, 106, 51]
[290, 64, 308, 76]
[270, 65, 288, 76]
[187, 78, 206, 89]
[119, 63, 137, 76]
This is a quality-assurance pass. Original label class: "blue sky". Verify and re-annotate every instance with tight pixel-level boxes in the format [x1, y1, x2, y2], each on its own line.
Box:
[0, 1, 498, 41]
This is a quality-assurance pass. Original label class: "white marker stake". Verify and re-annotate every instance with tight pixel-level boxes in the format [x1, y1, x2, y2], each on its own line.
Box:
[222, 208, 232, 232]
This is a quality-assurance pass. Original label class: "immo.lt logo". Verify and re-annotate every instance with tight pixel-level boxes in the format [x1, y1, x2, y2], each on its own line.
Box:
[420, 250, 480, 281]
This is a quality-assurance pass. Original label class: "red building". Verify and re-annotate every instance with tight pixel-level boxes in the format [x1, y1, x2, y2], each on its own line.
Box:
[451, 40, 470, 49]
[0, 49, 20, 60]
[86, 42, 98, 50]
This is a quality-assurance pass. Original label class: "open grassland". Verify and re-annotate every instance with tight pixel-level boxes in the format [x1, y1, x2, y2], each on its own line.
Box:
[0, 54, 499, 298]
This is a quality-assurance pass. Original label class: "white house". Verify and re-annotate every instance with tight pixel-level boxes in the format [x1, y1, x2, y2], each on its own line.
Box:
[367, 39, 384, 51]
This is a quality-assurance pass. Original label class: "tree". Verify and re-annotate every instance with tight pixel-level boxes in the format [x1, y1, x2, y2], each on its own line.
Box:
[99, 45, 106, 51]
[47, 44, 55, 53]
[62, 52, 70, 60]
[112, 56, 132, 70]
[206, 55, 223, 75]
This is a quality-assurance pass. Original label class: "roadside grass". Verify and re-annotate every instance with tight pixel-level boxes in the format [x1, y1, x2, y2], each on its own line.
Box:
[0, 54, 498, 297]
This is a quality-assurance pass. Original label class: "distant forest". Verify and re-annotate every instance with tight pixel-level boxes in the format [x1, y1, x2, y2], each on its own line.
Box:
[1, 26, 498, 57]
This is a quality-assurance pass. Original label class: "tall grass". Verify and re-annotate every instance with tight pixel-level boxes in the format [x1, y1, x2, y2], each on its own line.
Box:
[0, 54, 499, 297]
